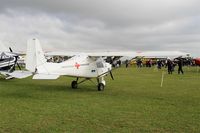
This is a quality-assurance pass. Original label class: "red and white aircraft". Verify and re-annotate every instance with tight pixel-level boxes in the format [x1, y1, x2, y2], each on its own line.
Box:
[23, 38, 189, 91]
[194, 58, 200, 66]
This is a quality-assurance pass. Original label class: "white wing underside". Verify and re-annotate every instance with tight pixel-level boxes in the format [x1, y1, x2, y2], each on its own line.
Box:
[33, 74, 59, 80]
[46, 51, 189, 58]
[0, 71, 32, 79]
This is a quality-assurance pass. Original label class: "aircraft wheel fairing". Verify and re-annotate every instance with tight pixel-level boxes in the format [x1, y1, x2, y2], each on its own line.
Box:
[71, 81, 78, 89]
[98, 83, 104, 91]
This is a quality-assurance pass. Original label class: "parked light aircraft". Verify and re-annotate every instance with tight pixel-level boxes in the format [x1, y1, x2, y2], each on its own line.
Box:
[23, 38, 189, 91]
[0, 42, 16, 70]
[194, 58, 200, 66]
[0, 42, 32, 79]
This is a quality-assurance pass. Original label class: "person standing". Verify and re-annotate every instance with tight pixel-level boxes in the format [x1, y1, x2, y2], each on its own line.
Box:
[118, 60, 122, 67]
[167, 58, 173, 74]
[178, 58, 184, 74]
[157, 59, 162, 69]
[125, 60, 129, 68]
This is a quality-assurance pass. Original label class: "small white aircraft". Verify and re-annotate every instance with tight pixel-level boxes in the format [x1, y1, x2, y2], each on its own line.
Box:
[24, 38, 189, 91]
[26, 39, 114, 91]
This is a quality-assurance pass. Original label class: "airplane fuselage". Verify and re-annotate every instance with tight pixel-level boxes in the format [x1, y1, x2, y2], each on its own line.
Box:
[36, 55, 112, 78]
[194, 58, 200, 66]
[0, 57, 16, 70]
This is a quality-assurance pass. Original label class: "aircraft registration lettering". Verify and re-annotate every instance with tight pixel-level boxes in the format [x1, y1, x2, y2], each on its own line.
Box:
[91, 70, 96, 73]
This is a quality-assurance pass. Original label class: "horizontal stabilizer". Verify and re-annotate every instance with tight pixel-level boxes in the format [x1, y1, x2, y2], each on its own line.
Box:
[33, 74, 60, 80]
[9, 71, 33, 79]
[0, 70, 32, 79]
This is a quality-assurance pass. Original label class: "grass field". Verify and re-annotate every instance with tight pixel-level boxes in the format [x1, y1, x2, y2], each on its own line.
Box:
[0, 66, 200, 132]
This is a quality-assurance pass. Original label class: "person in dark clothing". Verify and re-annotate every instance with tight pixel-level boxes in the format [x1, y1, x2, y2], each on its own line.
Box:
[178, 58, 184, 74]
[139, 60, 142, 67]
[125, 60, 129, 68]
[157, 59, 162, 69]
[136, 59, 142, 68]
[167, 58, 173, 74]
[172, 61, 176, 71]
[118, 60, 121, 67]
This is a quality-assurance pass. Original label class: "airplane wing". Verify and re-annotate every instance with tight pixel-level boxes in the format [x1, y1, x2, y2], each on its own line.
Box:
[131, 51, 190, 59]
[45, 51, 189, 58]
[45, 51, 82, 57]
[33, 74, 60, 80]
[46, 51, 136, 57]
[0, 70, 32, 79]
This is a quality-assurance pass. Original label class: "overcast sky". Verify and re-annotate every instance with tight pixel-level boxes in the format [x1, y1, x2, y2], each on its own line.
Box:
[0, 0, 199, 56]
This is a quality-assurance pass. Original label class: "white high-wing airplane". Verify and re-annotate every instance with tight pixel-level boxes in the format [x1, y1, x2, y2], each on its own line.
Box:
[26, 39, 113, 91]
[24, 38, 189, 91]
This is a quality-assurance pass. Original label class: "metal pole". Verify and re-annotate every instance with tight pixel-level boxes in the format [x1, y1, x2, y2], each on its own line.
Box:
[161, 71, 165, 87]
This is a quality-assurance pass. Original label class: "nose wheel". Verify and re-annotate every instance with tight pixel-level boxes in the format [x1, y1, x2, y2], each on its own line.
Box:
[98, 83, 105, 91]
[97, 77, 105, 91]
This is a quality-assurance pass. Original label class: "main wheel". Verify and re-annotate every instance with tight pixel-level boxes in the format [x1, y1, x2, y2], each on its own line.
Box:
[98, 83, 104, 91]
[71, 81, 78, 89]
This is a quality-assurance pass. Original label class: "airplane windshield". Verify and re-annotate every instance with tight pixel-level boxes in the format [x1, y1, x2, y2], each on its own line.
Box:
[96, 62, 104, 68]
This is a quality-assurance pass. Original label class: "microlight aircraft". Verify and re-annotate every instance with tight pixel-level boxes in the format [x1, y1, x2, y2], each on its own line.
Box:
[24, 38, 189, 91]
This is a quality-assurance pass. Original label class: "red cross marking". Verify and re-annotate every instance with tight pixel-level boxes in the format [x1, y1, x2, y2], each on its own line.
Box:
[75, 62, 80, 69]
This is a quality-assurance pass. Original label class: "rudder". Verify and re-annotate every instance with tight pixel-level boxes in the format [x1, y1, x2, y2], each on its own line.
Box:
[26, 38, 47, 72]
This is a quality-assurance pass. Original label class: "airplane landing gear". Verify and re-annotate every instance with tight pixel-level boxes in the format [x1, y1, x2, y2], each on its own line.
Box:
[71, 81, 78, 89]
[97, 77, 105, 91]
[71, 78, 91, 89]
[71, 77, 106, 91]
[98, 83, 104, 91]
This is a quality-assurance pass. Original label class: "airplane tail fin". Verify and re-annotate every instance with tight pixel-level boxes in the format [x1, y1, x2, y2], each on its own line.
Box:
[25, 38, 47, 72]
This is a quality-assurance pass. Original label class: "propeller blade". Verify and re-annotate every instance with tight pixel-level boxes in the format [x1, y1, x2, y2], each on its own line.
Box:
[110, 71, 114, 80]
[15, 56, 21, 70]
[10, 56, 21, 72]
[9, 64, 16, 73]
[9, 47, 13, 52]
[16, 63, 21, 70]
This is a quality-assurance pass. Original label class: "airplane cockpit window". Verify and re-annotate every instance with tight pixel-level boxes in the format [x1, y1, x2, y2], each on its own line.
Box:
[0, 52, 6, 59]
[46, 56, 74, 63]
[96, 62, 104, 68]
[0, 53, 9, 61]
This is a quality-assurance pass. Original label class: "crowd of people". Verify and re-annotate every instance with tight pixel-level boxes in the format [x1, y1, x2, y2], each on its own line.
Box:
[166, 58, 184, 74]
[125, 57, 195, 75]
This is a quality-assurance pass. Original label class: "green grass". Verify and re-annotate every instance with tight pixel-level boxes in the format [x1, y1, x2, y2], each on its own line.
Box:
[0, 66, 200, 133]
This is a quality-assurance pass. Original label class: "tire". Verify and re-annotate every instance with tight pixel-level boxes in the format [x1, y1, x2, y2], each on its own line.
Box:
[98, 83, 104, 91]
[71, 81, 78, 89]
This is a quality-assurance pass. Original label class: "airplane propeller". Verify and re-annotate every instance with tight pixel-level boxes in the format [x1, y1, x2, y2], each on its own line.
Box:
[9, 47, 13, 52]
[109, 71, 114, 80]
[9, 47, 21, 71]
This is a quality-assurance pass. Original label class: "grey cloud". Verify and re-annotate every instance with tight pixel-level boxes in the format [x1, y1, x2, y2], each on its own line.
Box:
[1, 0, 200, 27]
[0, 0, 200, 56]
